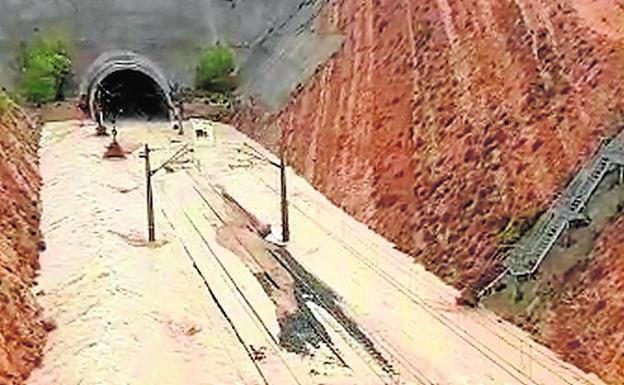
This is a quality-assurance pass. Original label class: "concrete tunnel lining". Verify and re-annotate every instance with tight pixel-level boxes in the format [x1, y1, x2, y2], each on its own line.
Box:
[80, 51, 175, 120]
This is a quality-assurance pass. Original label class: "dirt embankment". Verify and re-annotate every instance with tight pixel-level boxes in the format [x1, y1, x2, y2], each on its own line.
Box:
[0, 101, 47, 384]
[543, 216, 624, 384]
[232, 0, 624, 382]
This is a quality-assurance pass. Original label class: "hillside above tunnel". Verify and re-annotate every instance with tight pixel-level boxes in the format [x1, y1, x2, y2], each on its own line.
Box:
[0, 0, 342, 110]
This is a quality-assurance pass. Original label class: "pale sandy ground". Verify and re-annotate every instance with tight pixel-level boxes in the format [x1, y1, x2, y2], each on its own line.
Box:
[28, 119, 606, 385]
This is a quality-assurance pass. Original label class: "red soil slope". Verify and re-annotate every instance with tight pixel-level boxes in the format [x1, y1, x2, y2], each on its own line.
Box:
[544, 216, 624, 384]
[0, 104, 46, 384]
[233, 0, 624, 382]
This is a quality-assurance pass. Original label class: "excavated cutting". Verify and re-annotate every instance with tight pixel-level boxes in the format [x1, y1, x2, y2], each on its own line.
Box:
[0, 102, 46, 385]
[232, 1, 624, 382]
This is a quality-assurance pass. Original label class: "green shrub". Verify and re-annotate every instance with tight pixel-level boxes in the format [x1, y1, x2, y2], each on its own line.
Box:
[17, 38, 72, 103]
[195, 46, 236, 92]
[498, 219, 522, 247]
[0, 88, 15, 117]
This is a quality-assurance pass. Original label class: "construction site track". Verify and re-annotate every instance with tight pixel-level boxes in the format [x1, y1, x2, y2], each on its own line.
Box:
[244, 159, 595, 385]
[185, 171, 406, 384]
[118, 131, 603, 385]
[155, 169, 410, 385]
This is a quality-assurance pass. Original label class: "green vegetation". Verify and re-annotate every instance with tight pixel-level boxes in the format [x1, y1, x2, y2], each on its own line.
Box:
[498, 219, 523, 247]
[195, 45, 236, 92]
[16, 38, 72, 104]
[497, 207, 543, 248]
[0, 88, 15, 117]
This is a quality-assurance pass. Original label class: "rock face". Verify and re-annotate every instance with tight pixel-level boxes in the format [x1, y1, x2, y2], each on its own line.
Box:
[233, 0, 624, 383]
[0, 103, 45, 384]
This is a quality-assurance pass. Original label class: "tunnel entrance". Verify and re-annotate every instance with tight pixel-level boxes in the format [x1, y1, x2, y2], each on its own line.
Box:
[96, 69, 170, 121]
[82, 52, 174, 122]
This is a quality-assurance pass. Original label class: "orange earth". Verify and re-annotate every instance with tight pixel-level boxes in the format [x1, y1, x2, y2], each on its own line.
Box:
[232, 1, 624, 383]
[0, 104, 47, 384]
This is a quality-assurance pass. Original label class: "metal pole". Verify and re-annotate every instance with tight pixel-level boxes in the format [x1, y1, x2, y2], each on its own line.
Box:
[280, 127, 290, 243]
[177, 101, 184, 135]
[145, 144, 155, 242]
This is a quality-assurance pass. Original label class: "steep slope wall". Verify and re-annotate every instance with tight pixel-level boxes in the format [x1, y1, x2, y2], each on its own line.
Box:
[233, 0, 624, 382]
[544, 216, 624, 384]
[0, 96, 46, 384]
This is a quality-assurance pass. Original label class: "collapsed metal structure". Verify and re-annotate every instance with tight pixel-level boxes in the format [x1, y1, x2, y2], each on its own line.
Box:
[478, 131, 624, 300]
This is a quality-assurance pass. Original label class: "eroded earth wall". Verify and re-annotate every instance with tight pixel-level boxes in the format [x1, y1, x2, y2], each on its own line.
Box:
[545, 216, 624, 384]
[0, 100, 45, 384]
[233, 0, 624, 382]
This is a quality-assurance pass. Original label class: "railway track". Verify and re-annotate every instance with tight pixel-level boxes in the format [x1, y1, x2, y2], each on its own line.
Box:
[154, 180, 306, 385]
[187, 169, 513, 385]
[153, 170, 411, 385]
[227, 158, 600, 385]
[147, 132, 603, 385]
[183, 171, 413, 384]
[42, 121, 604, 385]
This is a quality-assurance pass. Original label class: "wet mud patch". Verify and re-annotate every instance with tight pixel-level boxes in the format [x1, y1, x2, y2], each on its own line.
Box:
[213, 190, 396, 373]
[271, 248, 397, 375]
[277, 295, 331, 355]
[216, 222, 329, 356]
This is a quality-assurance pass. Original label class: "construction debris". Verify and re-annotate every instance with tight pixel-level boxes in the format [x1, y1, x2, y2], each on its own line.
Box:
[103, 140, 126, 159]
[477, 132, 624, 301]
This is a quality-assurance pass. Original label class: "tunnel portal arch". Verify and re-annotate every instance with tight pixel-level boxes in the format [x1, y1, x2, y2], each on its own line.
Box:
[80, 51, 175, 120]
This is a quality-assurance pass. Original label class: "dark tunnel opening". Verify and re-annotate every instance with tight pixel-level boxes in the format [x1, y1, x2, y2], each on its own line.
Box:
[95, 69, 170, 121]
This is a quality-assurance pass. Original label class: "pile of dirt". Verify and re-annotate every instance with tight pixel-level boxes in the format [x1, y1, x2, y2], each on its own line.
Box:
[232, 0, 624, 382]
[0, 102, 47, 384]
